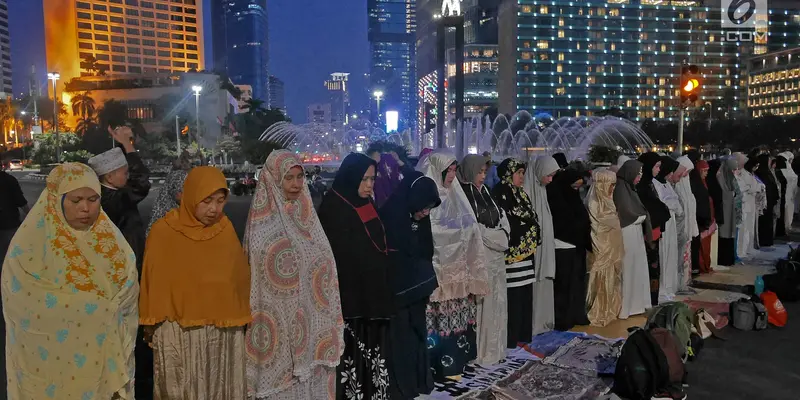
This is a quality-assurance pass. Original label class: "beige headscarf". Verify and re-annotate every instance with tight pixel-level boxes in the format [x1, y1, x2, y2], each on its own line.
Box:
[586, 169, 623, 327]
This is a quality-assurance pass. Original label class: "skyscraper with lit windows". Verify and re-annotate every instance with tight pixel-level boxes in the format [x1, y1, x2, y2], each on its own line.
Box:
[43, 0, 205, 95]
[497, 0, 800, 122]
[368, 0, 416, 129]
[211, 0, 270, 103]
[0, 0, 10, 99]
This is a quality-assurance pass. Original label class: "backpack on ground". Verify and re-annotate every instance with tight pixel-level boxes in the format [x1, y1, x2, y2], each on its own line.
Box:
[613, 328, 671, 400]
[729, 298, 768, 331]
[648, 328, 686, 385]
[646, 302, 693, 356]
[762, 260, 800, 302]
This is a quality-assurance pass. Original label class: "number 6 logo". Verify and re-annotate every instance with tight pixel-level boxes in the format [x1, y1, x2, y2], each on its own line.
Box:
[728, 0, 757, 25]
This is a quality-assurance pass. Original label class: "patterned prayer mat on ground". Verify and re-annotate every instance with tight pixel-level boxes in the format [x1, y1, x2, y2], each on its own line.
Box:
[489, 361, 610, 399]
[541, 336, 623, 377]
[682, 299, 730, 329]
[424, 348, 540, 399]
[521, 330, 586, 358]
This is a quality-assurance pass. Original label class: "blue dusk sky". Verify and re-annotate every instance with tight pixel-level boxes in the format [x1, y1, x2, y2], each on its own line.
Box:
[9, 0, 369, 122]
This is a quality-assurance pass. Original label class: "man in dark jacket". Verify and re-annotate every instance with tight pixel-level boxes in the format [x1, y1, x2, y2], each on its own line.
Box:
[87, 126, 151, 274]
[87, 125, 153, 399]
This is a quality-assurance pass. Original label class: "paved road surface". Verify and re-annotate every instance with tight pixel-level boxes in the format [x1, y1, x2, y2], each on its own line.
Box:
[15, 175, 254, 239]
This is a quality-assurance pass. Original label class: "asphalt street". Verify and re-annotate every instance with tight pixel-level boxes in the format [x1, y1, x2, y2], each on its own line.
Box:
[12, 171, 254, 239]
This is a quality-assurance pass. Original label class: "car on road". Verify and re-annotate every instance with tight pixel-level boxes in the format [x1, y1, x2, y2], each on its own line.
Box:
[8, 159, 24, 171]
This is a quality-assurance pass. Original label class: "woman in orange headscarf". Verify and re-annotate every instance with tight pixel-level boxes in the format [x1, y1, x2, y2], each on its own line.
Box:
[139, 166, 251, 399]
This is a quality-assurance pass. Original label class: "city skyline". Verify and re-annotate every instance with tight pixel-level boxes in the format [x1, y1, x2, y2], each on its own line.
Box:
[9, 0, 369, 123]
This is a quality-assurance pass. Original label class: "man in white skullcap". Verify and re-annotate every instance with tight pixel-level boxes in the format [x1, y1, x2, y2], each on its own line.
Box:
[88, 125, 153, 396]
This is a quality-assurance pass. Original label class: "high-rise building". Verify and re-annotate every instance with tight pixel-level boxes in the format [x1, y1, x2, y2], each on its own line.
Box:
[416, 0, 500, 131]
[269, 75, 285, 112]
[0, 0, 10, 99]
[211, 0, 270, 103]
[308, 103, 332, 124]
[325, 72, 350, 124]
[498, 0, 800, 122]
[42, 0, 205, 96]
[747, 47, 800, 118]
[368, 0, 416, 129]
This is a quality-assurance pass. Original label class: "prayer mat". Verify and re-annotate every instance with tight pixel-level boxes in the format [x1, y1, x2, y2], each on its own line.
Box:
[682, 299, 730, 329]
[490, 361, 610, 399]
[541, 336, 623, 377]
[425, 348, 539, 399]
[521, 330, 585, 358]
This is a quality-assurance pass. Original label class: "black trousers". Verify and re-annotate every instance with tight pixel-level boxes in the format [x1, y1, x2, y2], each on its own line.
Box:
[717, 237, 736, 266]
[646, 239, 661, 307]
[135, 327, 154, 399]
[554, 248, 590, 331]
[758, 209, 775, 247]
[507, 283, 533, 348]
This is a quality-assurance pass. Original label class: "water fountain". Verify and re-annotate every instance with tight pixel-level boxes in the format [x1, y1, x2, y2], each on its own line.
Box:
[259, 111, 655, 168]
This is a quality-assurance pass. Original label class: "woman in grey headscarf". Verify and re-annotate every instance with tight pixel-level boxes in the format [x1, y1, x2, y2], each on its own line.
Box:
[523, 156, 560, 334]
[717, 157, 740, 266]
[614, 160, 653, 319]
[146, 169, 188, 236]
[458, 154, 510, 365]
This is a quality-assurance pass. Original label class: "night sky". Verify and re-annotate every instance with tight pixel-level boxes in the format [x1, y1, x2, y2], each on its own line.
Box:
[9, 0, 369, 122]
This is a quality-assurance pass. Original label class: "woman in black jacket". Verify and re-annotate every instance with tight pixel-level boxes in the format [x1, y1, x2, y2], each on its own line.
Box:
[547, 168, 592, 330]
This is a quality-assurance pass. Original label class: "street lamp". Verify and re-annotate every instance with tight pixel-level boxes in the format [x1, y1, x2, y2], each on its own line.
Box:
[48, 72, 60, 163]
[192, 85, 202, 145]
[373, 90, 383, 123]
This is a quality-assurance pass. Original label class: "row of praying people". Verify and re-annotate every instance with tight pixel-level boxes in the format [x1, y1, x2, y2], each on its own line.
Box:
[4, 135, 797, 400]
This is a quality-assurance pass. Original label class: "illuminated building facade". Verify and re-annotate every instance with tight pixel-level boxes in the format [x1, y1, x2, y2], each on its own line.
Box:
[416, 0, 500, 129]
[748, 47, 800, 117]
[498, 0, 800, 121]
[325, 73, 350, 125]
[43, 0, 205, 96]
[211, 0, 269, 103]
[0, 0, 10, 99]
[368, 0, 416, 130]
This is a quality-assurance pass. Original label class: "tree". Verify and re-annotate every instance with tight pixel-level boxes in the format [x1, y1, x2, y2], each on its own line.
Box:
[97, 99, 129, 129]
[75, 116, 98, 137]
[80, 55, 107, 76]
[31, 133, 81, 165]
[71, 91, 96, 119]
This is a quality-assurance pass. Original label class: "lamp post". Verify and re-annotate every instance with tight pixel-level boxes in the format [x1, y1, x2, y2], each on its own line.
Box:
[192, 85, 202, 145]
[47, 72, 60, 163]
[373, 90, 383, 123]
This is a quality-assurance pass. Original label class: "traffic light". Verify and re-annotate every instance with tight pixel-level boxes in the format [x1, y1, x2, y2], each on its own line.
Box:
[424, 103, 436, 133]
[680, 65, 702, 107]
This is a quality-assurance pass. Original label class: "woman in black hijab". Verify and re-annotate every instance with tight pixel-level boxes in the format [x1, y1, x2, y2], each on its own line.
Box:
[379, 171, 441, 398]
[637, 152, 670, 306]
[775, 156, 789, 238]
[492, 158, 540, 347]
[754, 154, 779, 247]
[547, 168, 592, 330]
[318, 153, 395, 399]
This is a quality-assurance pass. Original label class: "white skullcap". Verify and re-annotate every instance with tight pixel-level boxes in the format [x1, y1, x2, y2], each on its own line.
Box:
[87, 147, 128, 176]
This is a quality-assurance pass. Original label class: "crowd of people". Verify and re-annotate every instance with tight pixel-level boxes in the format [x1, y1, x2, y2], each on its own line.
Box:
[0, 126, 798, 399]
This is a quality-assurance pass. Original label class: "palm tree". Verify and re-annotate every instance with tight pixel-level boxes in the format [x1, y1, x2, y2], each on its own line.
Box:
[75, 116, 97, 137]
[71, 92, 96, 119]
